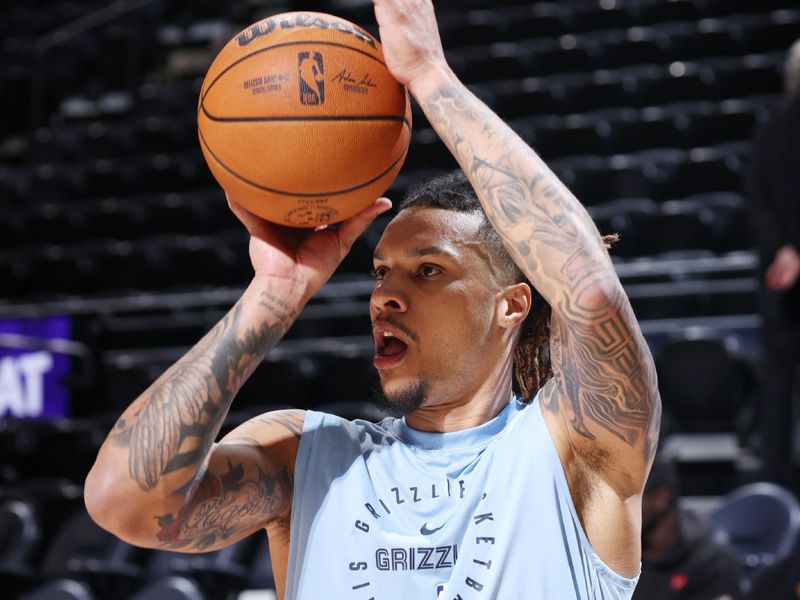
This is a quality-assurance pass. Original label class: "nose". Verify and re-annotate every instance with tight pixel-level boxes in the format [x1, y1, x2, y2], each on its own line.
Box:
[370, 275, 408, 315]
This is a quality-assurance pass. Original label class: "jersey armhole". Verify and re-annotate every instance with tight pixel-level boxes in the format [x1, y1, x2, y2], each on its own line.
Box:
[535, 398, 641, 591]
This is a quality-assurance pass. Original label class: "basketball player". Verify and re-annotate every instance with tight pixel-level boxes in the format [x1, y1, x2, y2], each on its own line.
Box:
[85, 1, 661, 598]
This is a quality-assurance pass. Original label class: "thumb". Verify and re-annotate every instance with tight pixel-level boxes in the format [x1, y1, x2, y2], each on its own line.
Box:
[334, 198, 393, 255]
[226, 192, 266, 235]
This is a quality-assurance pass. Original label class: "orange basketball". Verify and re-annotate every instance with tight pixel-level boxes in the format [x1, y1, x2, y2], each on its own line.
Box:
[197, 12, 412, 228]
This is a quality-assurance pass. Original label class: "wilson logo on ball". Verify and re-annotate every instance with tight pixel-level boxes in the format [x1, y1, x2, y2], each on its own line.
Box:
[298, 51, 325, 105]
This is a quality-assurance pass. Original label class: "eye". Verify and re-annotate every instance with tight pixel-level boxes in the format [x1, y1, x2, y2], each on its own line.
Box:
[371, 265, 388, 280]
[418, 264, 442, 278]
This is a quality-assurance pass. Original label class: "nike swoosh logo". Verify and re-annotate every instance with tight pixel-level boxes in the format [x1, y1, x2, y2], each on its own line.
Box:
[420, 522, 445, 535]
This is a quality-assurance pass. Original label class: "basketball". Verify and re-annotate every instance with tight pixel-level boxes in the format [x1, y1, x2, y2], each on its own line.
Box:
[197, 12, 412, 228]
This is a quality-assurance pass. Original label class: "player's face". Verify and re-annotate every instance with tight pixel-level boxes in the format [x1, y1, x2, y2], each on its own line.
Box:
[370, 207, 505, 411]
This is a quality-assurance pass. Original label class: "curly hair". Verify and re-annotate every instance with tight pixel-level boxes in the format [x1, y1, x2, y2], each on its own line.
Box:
[399, 171, 552, 401]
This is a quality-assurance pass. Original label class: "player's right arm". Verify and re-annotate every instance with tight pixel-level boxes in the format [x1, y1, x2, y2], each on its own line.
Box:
[84, 196, 391, 551]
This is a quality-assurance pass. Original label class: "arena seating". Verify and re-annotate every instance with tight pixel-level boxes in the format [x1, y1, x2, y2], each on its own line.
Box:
[711, 483, 800, 592]
[2, 0, 799, 597]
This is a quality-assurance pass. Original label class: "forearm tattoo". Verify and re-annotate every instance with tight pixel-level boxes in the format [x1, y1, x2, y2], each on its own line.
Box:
[423, 84, 660, 461]
[112, 292, 296, 491]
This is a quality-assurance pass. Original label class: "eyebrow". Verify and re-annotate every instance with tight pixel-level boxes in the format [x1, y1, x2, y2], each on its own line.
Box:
[373, 245, 457, 262]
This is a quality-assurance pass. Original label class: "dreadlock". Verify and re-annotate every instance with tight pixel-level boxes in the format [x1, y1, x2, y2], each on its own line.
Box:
[400, 171, 617, 402]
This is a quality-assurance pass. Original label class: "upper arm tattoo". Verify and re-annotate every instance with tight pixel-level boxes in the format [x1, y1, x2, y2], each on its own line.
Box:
[422, 83, 660, 462]
[155, 458, 292, 550]
[153, 411, 305, 550]
[548, 295, 661, 462]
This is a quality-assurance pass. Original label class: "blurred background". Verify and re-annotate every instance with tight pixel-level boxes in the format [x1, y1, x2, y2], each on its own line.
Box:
[1, 0, 799, 598]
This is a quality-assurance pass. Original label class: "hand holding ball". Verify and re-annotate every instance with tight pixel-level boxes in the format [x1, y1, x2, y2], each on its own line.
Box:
[198, 12, 411, 227]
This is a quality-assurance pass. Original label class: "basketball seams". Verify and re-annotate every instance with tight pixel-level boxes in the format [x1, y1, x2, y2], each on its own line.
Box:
[199, 107, 411, 127]
[198, 123, 410, 198]
[200, 40, 388, 107]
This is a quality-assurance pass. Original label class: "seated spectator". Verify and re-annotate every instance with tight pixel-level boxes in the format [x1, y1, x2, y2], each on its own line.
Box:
[634, 456, 741, 600]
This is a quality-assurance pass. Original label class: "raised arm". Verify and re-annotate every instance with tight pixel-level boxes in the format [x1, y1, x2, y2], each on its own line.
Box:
[85, 197, 390, 550]
[374, 0, 660, 498]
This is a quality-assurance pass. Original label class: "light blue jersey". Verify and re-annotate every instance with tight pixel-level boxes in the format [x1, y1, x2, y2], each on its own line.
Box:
[284, 395, 639, 599]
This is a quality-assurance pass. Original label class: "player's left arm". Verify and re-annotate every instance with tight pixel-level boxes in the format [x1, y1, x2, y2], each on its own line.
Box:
[374, 0, 661, 497]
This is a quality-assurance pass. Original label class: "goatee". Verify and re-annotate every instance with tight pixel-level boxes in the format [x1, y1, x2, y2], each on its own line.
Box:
[371, 380, 428, 417]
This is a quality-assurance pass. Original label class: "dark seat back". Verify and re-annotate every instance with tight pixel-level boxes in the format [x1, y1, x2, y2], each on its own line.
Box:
[657, 335, 739, 432]
[129, 576, 205, 600]
[711, 482, 800, 588]
[0, 499, 40, 564]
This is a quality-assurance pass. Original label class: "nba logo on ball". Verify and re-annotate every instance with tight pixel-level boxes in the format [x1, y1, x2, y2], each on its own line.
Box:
[298, 51, 325, 105]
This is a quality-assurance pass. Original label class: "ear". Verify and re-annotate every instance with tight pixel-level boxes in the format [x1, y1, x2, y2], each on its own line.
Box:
[495, 282, 531, 330]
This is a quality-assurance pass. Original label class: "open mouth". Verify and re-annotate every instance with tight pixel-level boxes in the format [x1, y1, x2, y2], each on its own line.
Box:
[376, 331, 409, 357]
[373, 324, 411, 370]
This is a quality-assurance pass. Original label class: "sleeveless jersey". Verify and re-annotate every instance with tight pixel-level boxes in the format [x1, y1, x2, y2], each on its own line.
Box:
[284, 395, 639, 599]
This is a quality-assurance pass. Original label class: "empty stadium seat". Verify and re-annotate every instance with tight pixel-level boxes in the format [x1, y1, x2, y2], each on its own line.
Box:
[551, 155, 616, 206]
[748, 532, 800, 599]
[610, 150, 674, 198]
[0, 499, 40, 570]
[682, 100, 760, 146]
[658, 20, 738, 61]
[448, 43, 531, 84]
[630, 63, 711, 106]
[0, 419, 105, 483]
[588, 197, 660, 259]
[129, 576, 204, 600]
[524, 38, 595, 77]
[438, 10, 501, 48]
[146, 535, 258, 599]
[705, 54, 784, 100]
[711, 482, 800, 590]
[657, 334, 745, 433]
[19, 579, 94, 600]
[84, 159, 132, 198]
[667, 193, 754, 253]
[585, 29, 664, 69]
[654, 148, 741, 199]
[35, 508, 144, 598]
[309, 355, 381, 407]
[526, 114, 611, 158]
[245, 535, 276, 592]
[549, 72, 633, 113]
[733, 10, 800, 54]
[484, 78, 559, 119]
[607, 108, 685, 153]
[558, 2, 633, 33]
[233, 358, 315, 411]
[405, 129, 457, 171]
[627, 0, 703, 24]
[501, 4, 565, 41]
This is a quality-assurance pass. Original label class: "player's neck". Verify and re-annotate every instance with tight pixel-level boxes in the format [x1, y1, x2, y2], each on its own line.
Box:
[404, 364, 514, 433]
